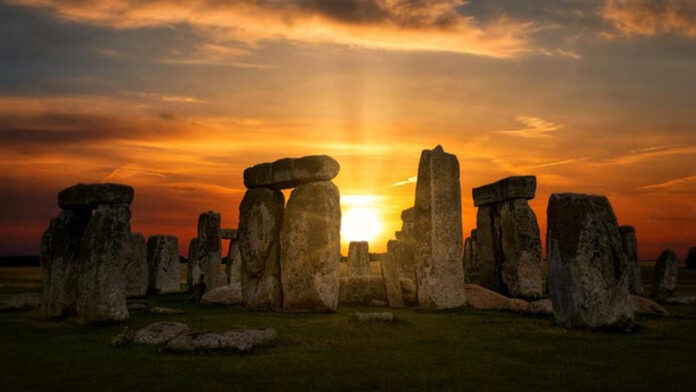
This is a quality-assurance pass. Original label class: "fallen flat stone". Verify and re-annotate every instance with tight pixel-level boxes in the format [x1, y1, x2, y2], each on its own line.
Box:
[220, 228, 238, 240]
[244, 155, 340, 190]
[201, 284, 243, 305]
[631, 295, 668, 315]
[370, 300, 388, 307]
[166, 328, 277, 352]
[339, 275, 387, 305]
[464, 284, 530, 313]
[347, 241, 370, 276]
[4, 292, 43, 311]
[150, 306, 184, 314]
[663, 296, 696, 305]
[547, 193, 634, 330]
[528, 299, 553, 315]
[472, 176, 536, 207]
[413, 145, 466, 310]
[652, 250, 679, 301]
[147, 235, 180, 294]
[134, 322, 190, 345]
[127, 302, 147, 310]
[58, 183, 134, 209]
[351, 312, 395, 322]
[125, 233, 149, 297]
[620, 226, 643, 296]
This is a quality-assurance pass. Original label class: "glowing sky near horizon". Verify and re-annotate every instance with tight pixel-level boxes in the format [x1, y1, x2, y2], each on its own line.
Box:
[0, 0, 695, 259]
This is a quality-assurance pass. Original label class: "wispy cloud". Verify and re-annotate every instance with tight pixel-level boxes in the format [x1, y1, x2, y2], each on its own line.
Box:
[497, 116, 564, 138]
[534, 157, 589, 168]
[391, 175, 417, 187]
[603, 0, 696, 38]
[608, 145, 696, 165]
[638, 174, 696, 191]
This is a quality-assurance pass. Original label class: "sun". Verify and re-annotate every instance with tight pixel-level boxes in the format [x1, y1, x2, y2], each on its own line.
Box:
[341, 206, 382, 243]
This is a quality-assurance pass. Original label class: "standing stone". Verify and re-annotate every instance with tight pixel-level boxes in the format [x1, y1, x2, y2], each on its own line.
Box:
[546, 193, 634, 330]
[463, 229, 479, 284]
[280, 181, 341, 312]
[147, 235, 180, 294]
[686, 248, 696, 270]
[226, 239, 243, 300]
[620, 226, 643, 295]
[76, 203, 131, 322]
[347, 241, 371, 276]
[476, 205, 497, 290]
[40, 208, 91, 318]
[387, 239, 415, 280]
[195, 211, 222, 294]
[238, 188, 284, 310]
[380, 253, 405, 308]
[413, 145, 466, 310]
[125, 233, 148, 297]
[652, 250, 679, 301]
[186, 237, 200, 292]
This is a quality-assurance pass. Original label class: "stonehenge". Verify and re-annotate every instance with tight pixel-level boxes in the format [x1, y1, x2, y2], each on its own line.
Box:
[125, 233, 148, 297]
[619, 226, 643, 295]
[41, 183, 134, 322]
[347, 241, 370, 276]
[652, 250, 679, 301]
[412, 145, 466, 310]
[244, 155, 340, 189]
[463, 229, 479, 284]
[387, 208, 416, 280]
[472, 176, 543, 299]
[147, 235, 180, 294]
[546, 193, 634, 330]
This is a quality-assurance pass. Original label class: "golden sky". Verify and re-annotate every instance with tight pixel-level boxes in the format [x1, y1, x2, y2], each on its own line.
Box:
[1, 0, 695, 259]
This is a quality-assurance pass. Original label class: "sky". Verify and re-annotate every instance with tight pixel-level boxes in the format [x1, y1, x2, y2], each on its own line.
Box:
[0, 0, 695, 259]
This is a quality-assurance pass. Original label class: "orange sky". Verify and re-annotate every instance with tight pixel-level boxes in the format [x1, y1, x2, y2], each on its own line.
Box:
[0, 0, 695, 260]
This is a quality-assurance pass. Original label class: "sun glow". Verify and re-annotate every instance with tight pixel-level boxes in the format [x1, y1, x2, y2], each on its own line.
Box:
[341, 206, 382, 243]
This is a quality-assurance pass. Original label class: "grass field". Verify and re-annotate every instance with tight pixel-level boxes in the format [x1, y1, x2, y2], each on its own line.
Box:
[1, 265, 695, 391]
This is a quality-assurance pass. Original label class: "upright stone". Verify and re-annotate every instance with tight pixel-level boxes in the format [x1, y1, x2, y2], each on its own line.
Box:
[546, 193, 634, 330]
[186, 237, 199, 292]
[686, 247, 696, 270]
[413, 145, 466, 310]
[620, 226, 643, 295]
[380, 253, 405, 308]
[76, 203, 131, 322]
[475, 205, 497, 290]
[40, 208, 90, 318]
[147, 235, 180, 294]
[280, 181, 341, 312]
[125, 233, 148, 297]
[387, 240, 415, 280]
[196, 211, 222, 293]
[347, 241, 370, 276]
[463, 229, 479, 284]
[498, 199, 543, 298]
[226, 239, 243, 300]
[238, 188, 284, 310]
[652, 250, 679, 301]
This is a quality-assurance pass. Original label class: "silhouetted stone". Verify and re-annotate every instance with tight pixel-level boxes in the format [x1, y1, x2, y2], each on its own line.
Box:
[652, 250, 679, 301]
[413, 145, 466, 310]
[463, 229, 479, 284]
[76, 203, 131, 322]
[147, 235, 180, 294]
[238, 188, 284, 310]
[281, 181, 341, 312]
[380, 253, 404, 308]
[244, 155, 339, 190]
[40, 208, 90, 318]
[546, 193, 633, 330]
[226, 239, 243, 294]
[686, 247, 696, 270]
[619, 226, 643, 295]
[195, 211, 223, 293]
[339, 275, 386, 305]
[220, 228, 238, 240]
[125, 233, 148, 297]
[347, 241, 370, 276]
[472, 176, 536, 207]
[186, 237, 199, 291]
[58, 183, 134, 209]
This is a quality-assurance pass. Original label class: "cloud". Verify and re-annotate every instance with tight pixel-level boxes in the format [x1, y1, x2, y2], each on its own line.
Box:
[497, 116, 564, 138]
[607, 144, 696, 165]
[534, 157, 589, 168]
[603, 0, 696, 38]
[391, 175, 417, 187]
[6, 0, 535, 57]
[638, 174, 696, 191]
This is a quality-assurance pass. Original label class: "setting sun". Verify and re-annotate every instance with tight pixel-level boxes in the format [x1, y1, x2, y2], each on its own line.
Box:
[341, 207, 382, 243]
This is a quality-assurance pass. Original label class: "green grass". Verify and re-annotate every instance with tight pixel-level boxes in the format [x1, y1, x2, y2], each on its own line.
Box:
[1, 266, 696, 392]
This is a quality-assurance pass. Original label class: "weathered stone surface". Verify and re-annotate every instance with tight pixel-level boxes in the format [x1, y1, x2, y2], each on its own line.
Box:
[351, 312, 395, 322]
[186, 237, 200, 291]
[40, 208, 90, 318]
[663, 296, 696, 305]
[339, 275, 386, 305]
[399, 278, 417, 306]
[125, 233, 148, 297]
[464, 284, 531, 313]
[4, 292, 43, 311]
[238, 188, 284, 310]
[387, 240, 416, 280]
[280, 181, 341, 312]
[244, 155, 340, 190]
[147, 235, 180, 294]
[220, 228, 238, 240]
[413, 145, 466, 310]
[150, 306, 184, 314]
[652, 250, 679, 301]
[687, 247, 696, 270]
[463, 229, 480, 284]
[194, 211, 223, 294]
[166, 328, 277, 352]
[201, 285, 243, 305]
[547, 193, 634, 330]
[58, 183, 134, 209]
[498, 200, 543, 298]
[631, 295, 668, 315]
[347, 241, 370, 276]
[226, 239, 242, 291]
[127, 302, 147, 310]
[135, 322, 189, 345]
[76, 203, 131, 322]
[528, 299, 553, 315]
[620, 226, 643, 295]
[380, 253, 404, 308]
[472, 176, 536, 207]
